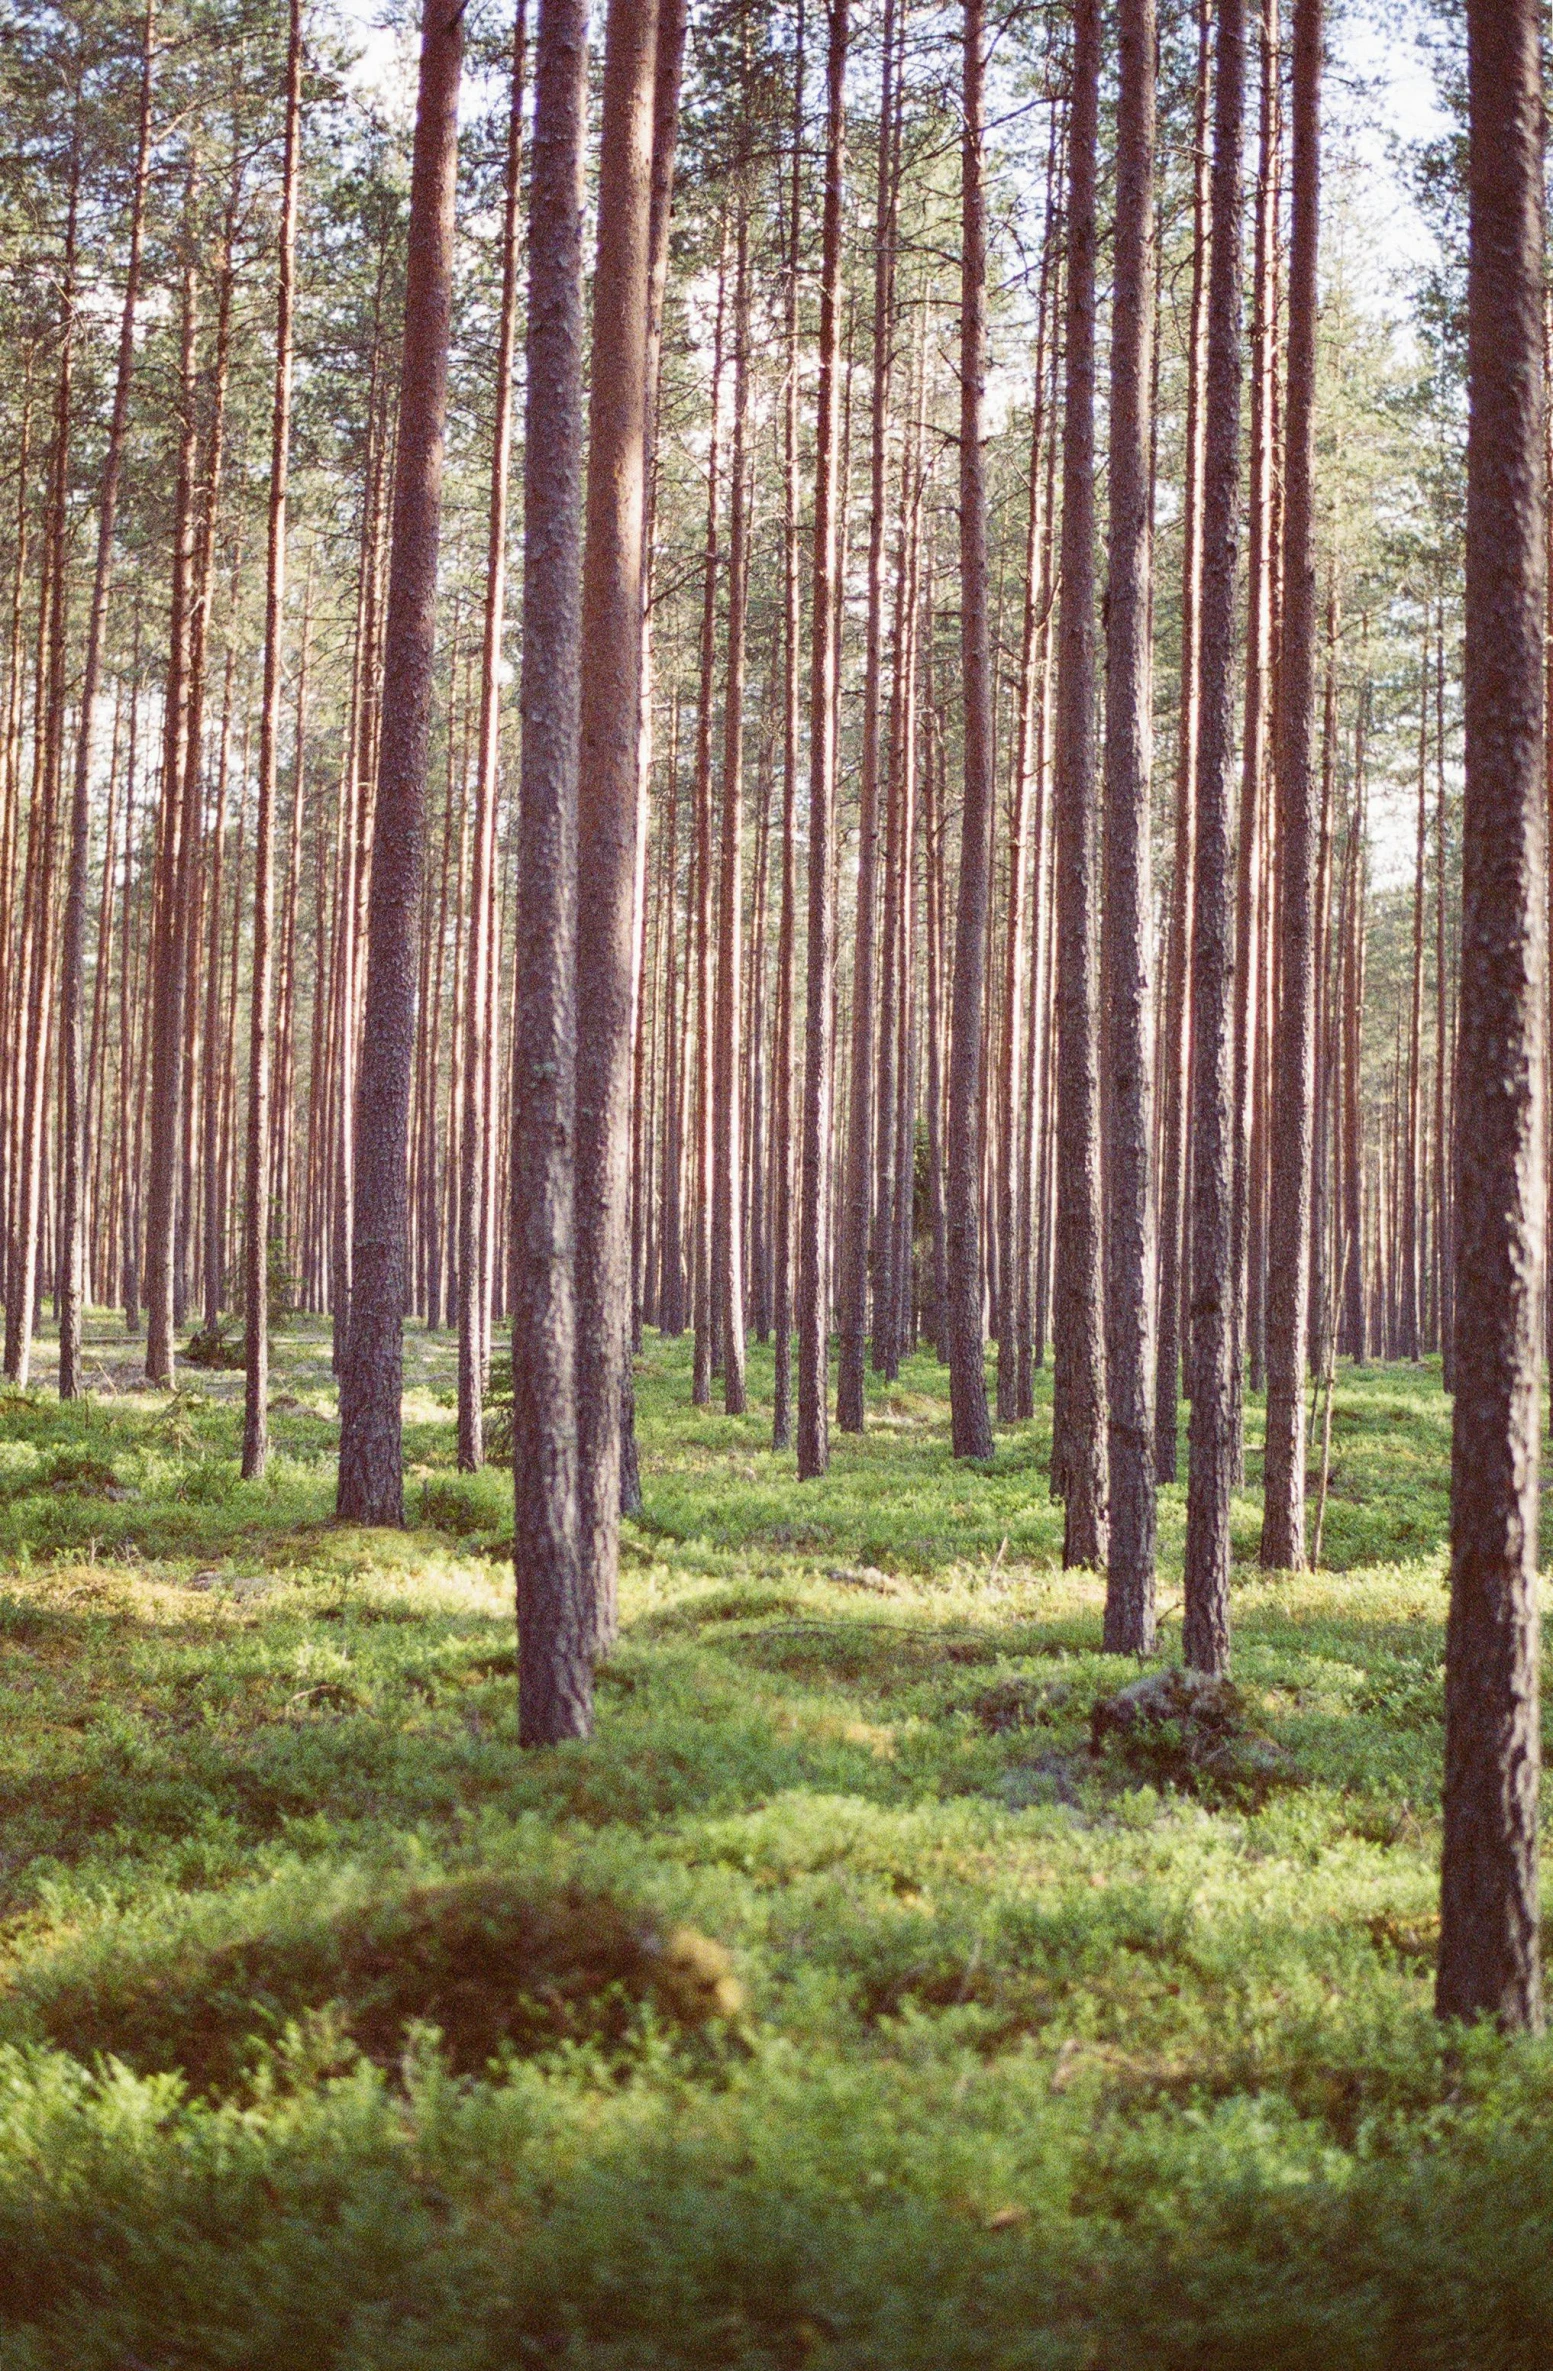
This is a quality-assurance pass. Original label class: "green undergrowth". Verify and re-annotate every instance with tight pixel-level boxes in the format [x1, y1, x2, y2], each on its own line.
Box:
[0, 1314, 1548, 2365]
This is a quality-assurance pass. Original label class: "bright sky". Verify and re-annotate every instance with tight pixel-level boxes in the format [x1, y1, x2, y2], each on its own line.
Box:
[330, 0, 1453, 278]
[1328, 1, 1452, 301]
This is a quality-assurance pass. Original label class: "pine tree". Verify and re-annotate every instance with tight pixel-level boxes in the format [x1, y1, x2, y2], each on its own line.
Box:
[1181, 0, 1246, 1678]
[1100, 0, 1157, 1646]
[337, 0, 464, 1525]
[1437, 0, 1545, 2034]
[1260, 0, 1323, 1573]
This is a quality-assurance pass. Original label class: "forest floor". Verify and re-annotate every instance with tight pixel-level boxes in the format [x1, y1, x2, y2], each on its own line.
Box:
[0, 1315, 1548, 2365]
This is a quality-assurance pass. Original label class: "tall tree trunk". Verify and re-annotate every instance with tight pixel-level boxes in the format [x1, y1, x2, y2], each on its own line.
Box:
[574, 0, 660, 1649]
[1435, 602, 1453, 1387]
[514, 0, 591, 1745]
[337, 0, 464, 1522]
[242, 0, 303, 1478]
[142, 172, 199, 1388]
[876, 343, 922, 1382]
[1437, 0, 1545, 2034]
[631, 0, 689, 1363]
[657, 698, 685, 1334]
[59, 1, 154, 1398]
[201, 637, 236, 1336]
[1181, 0, 1246, 1677]
[945, 0, 996, 1463]
[690, 255, 726, 1407]
[1400, 630, 1428, 1362]
[1002, 155, 1057, 1424]
[1260, 0, 1323, 1571]
[1051, 0, 1106, 1540]
[1229, 0, 1277, 1459]
[7, 133, 78, 1387]
[1307, 592, 1338, 1370]
[837, 0, 896, 1433]
[1019, 270, 1061, 1411]
[796, 0, 847, 1480]
[1101, 0, 1156, 1645]
[1154, 0, 1212, 1483]
[713, 205, 751, 1417]
[458, 0, 526, 1472]
[120, 635, 142, 1334]
[923, 621, 950, 1356]
[1341, 741, 1367, 1359]
[771, 1, 805, 1451]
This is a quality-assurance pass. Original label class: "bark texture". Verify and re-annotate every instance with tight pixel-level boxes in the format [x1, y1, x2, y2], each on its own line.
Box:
[1051, 0, 1106, 1543]
[1260, 0, 1322, 1572]
[796, 0, 847, 1481]
[944, 0, 996, 1463]
[459, 0, 526, 1475]
[574, 0, 660, 1649]
[243, 0, 303, 1479]
[836, 0, 895, 1434]
[1153, 0, 1211, 1484]
[1437, 0, 1544, 2034]
[337, 0, 463, 1525]
[713, 211, 749, 1418]
[1182, 0, 1245, 1677]
[770, 15, 804, 1452]
[1100, 0, 1157, 1648]
[59, 2, 154, 1400]
[513, 0, 591, 1746]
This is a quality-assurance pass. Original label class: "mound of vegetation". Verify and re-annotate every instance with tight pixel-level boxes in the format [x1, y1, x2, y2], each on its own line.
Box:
[1089, 1664, 1300, 1806]
[14, 1871, 743, 2092]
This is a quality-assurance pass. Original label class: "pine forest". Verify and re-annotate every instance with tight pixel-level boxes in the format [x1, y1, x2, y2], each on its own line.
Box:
[0, 0, 1548, 2358]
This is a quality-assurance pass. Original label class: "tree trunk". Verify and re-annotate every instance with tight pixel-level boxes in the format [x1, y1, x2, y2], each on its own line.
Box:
[513, 0, 591, 1745]
[1340, 752, 1366, 1360]
[242, 0, 303, 1478]
[657, 696, 685, 1334]
[7, 136, 78, 1388]
[201, 636, 236, 1336]
[1229, 0, 1278, 1461]
[59, 3, 153, 1397]
[1182, 0, 1246, 1677]
[1400, 631, 1428, 1362]
[837, 0, 896, 1433]
[459, 0, 526, 1472]
[1260, 0, 1323, 1572]
[1154, 0, 1212, 1483]
[1051, 0, 1106, 1540]
[574, 0, 660, 1649]
[771, 3, 804, 1451]
[796, 0, 847, 1481]
[142, 173, 199, 1389]
[714, 205, 751, 1417]
[1435, 602, 1453, 1387]
[690, 255, 725, 1408]
[1437, 0, 1545, 2034]
[337, 0, 464, 1523]
[1002, 158, 1057, 1425]
[1101, 0, 1157, 1645]
[944, 0, 996, 1464]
